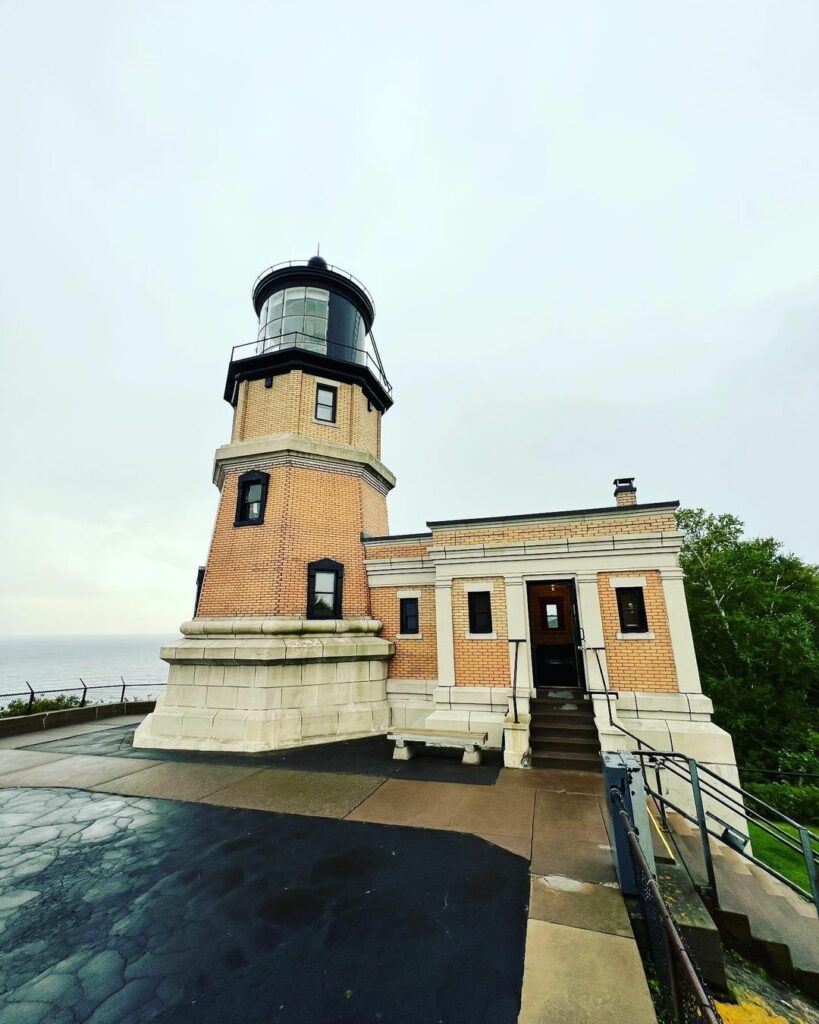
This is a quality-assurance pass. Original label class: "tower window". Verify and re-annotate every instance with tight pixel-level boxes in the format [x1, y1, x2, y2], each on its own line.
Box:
[234, 470, 269, 527]
[307, 558, 344, 618]
[616, 587, 649, 634]
[468, 591, 493, 634]
[315, 384, 337, 423]
[399, 597, 420, 636]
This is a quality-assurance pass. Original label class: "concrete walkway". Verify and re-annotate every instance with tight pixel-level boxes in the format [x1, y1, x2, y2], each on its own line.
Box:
[0, 717, 658, 1023]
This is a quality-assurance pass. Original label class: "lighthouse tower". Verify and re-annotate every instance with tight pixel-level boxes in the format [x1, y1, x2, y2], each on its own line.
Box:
[135, 257, 395, 751]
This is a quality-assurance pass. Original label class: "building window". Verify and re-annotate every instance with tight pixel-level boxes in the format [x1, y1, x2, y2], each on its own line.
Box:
[315, 384, 337, 423]
[307, 558, 343, 618]
[541, 600, 561, 630]
[616, 587, 648, 634]
[399, 597, 419, 635]
[234, 470, 269, 526]
[468, 591, 493, 634]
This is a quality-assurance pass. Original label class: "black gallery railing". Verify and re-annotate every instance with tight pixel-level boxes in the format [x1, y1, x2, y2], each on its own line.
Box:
[0, 679, 166, 714]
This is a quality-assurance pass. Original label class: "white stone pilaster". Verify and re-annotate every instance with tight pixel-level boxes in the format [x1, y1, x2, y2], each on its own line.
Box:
[661, 568, 703, 694]
[575, 572, 608, 693]
[434, 580, 456, 689]
[504, 575, 533, 695]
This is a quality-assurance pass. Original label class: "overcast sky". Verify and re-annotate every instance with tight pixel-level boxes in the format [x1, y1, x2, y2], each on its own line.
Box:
[1, 1, 817, 636]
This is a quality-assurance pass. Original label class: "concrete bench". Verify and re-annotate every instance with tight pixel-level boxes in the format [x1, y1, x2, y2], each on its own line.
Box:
[388, 728, 489, 765]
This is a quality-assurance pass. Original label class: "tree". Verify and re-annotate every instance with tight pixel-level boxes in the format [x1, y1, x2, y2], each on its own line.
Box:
[676, 508, 819, 771]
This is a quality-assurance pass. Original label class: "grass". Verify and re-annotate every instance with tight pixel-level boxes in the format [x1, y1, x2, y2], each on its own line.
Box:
[748, 820, 818, 894]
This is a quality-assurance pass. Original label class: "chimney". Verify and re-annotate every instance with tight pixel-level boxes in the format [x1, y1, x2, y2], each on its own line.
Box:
[613, 477, 637, 507]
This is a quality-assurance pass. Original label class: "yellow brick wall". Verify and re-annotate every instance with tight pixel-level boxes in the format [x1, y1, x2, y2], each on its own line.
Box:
[432, 511, 677, 548]
[370, 586, 438, 679]
[361, 483, 389, 537]
[598, 571, 678, 692]
[363, 539, 431, 559]
[197, 463, 386, 618]
[452, 578, 510, 686]
[231, 371, 381, 457]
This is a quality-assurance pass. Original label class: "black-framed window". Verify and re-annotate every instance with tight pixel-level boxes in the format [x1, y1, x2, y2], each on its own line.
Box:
[468, 591, 493, 634]
[307, 558, 344, 618]
[616, 587, 649, 633]
[234, 470, 269, 526]
[399, 597, 420, 635]
[315, 384, 337, 423]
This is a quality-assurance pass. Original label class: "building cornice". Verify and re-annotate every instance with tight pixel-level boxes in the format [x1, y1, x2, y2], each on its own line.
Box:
[212, 433, 396, 492]
[426, 500, 679, 532]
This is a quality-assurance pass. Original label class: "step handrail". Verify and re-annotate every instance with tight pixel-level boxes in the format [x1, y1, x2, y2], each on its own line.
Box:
[580, 641, 819, 916]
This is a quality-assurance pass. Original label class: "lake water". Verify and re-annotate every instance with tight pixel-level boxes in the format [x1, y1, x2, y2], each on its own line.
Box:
[0, 635, 173, 707]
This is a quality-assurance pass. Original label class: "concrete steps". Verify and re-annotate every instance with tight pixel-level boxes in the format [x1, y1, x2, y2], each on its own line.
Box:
[529, 687, 601, 774]
[666, 813, 819, 998]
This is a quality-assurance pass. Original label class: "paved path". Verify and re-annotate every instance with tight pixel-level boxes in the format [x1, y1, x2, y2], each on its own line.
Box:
[0, 717, 657, 1023]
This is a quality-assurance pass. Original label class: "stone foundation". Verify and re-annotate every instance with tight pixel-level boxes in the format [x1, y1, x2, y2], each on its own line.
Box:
[134, 617, 394, 753]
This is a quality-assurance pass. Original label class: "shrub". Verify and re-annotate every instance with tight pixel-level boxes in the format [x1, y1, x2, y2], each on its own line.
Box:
[744, 781, 819, 824]
[0, 694, 85, 719]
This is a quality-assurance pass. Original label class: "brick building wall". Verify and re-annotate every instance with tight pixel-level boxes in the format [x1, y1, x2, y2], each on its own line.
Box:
[451, 577, 511, 686]
[597, 570, 678, 692]
[369, 585, 438, 679]
[197, 463, 385, 618]
[362, 538, 431, 559]
[431, 510, 677, 548]
[361, 483, 390, 537]
[231, 372, 381, 456]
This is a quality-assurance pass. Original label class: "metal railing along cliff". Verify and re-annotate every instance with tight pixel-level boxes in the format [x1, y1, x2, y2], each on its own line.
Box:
[583, 642, 819, 917]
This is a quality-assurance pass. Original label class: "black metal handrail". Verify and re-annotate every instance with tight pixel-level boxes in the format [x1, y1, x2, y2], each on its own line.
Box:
[0, 679, 165, 714]
[612, 788, 722, 1024]
[251, 259, 376, 314]
[581, 641, 819, 916]
[229, 333, 392, 395]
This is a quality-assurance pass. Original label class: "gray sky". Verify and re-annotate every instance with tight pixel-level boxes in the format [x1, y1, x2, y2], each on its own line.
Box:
[1, 1, 817, 635]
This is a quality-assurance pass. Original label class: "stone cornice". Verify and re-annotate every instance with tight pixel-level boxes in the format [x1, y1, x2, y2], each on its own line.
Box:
[182, 616, 384, 637]
[212, 433, 396, 492]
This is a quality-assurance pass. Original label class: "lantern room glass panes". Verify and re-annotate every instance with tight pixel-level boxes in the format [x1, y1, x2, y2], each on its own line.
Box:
[256, 285, 365, 364]
[258, 287, 329, 351]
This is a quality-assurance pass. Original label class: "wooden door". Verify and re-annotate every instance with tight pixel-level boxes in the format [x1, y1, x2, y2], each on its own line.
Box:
[527, 582, 582, 689]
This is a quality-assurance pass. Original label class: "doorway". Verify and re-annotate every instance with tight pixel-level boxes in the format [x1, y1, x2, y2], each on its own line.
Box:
[526, 580, 585, 690]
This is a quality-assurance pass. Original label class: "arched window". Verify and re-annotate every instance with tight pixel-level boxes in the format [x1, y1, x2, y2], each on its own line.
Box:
[235, 470, 270, 527]
[307, 558, 344, 619]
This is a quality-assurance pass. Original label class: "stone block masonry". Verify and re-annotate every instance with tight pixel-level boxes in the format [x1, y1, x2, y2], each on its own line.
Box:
[134, 618, 394, 753]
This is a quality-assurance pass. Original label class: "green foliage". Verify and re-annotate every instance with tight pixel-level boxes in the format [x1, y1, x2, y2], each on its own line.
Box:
[676, 509, 819, 772]
[0, 694, 84, 718]
[745, 783, 819, 825]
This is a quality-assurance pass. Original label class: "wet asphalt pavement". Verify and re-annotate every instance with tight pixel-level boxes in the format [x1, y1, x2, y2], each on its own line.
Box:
[0, 786, 529, 1023]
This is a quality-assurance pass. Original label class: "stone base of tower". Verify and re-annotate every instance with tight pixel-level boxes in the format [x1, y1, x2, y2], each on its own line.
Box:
[133, 617, 394, 753]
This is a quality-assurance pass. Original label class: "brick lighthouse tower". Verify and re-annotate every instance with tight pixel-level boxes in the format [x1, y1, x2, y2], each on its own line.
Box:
[135, 257, 395, 751]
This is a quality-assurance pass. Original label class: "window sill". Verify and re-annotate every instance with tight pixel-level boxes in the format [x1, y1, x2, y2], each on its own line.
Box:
[234, 519, 265, 528]
[465, 632, 497, 640]
[396, 633, 423, 640]
[313, 418, 338, 428]
[616, 631, 655, 641]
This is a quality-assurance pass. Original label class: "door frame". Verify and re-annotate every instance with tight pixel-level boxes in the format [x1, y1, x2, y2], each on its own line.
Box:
[524, 577, 587, 691]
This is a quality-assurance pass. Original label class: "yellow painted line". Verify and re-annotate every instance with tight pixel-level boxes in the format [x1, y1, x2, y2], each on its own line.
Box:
[648, 804, 676, 861]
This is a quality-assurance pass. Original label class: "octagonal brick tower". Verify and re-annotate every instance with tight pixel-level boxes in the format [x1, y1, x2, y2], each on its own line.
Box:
[135, 257, 396, 752]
